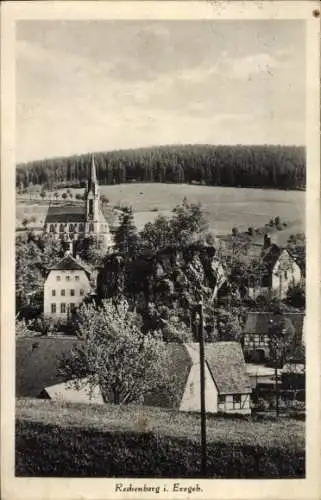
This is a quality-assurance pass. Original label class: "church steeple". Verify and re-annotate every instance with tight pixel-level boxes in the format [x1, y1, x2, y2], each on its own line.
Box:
[87, 154, 99, 196]
[86, 155, 100, 221]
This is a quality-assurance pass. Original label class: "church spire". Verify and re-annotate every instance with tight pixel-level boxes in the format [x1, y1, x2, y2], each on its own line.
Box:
[88, 154, 98, 195]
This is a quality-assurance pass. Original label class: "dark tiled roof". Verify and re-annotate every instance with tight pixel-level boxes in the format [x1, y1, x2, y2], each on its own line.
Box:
[144, 343, 192, 409]
[45, 205, 86, 223]
[49, 254, 90, 276]
[16, 337, 81, 398]
[146, 342, 251, 407]
[204, 342, 252, 395]
[262, 244, 283, 270]
[244, 312, 305, 340]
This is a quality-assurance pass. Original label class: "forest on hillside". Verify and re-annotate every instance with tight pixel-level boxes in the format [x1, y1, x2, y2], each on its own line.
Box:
[16, 144, 305, 191]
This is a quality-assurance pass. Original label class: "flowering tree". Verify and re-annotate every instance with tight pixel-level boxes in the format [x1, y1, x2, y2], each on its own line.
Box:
[60, 298, 175, 405]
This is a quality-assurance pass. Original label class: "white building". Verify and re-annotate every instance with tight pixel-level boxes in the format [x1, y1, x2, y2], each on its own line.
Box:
[43, 253, 91, 320]
[249, 237, 302, 300]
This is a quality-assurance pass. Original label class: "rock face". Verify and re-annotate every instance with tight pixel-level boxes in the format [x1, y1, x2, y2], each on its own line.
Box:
[96, 244, 226, 309]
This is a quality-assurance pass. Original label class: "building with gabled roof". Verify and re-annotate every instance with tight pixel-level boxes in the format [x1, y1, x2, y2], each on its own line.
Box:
[43, 252, 92, 320]
[17, 337, 251, 414]
[243, 311, 305, 363]
[249, 235, 302, 300]
[43, 155, 113, 252]
[145, 342, 252, 414]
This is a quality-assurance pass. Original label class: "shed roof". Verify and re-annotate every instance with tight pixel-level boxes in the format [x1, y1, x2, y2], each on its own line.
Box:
[45, 205, 86, 224]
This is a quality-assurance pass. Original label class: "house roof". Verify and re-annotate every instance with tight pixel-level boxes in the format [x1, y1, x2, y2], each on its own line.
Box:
[45, 205, 86, 224]
[17, 338, 251, 405]
[145, 342, 251, 408]
[16, 337, 81, 398]
[244, 312, 305, 336]
[49, 254, 90, 277]
[204, 342, 252, 395]
[144, 343, 192, 409]
[261, 244, 284, 270]
[185, 342, 251, 395]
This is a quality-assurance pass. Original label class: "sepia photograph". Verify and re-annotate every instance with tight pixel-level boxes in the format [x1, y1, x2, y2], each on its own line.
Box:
[1, 1, 320, 498]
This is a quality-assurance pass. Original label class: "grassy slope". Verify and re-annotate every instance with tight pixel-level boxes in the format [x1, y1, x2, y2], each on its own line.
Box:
[16, 399, 305, 478]
[16, 183, 305, 238]
[16, 399, 304, 450]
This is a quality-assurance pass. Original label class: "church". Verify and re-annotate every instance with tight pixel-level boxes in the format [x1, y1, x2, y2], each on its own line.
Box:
[43, 155, 113, 252]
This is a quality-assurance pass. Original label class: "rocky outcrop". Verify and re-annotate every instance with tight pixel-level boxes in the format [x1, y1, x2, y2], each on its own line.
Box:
[96, 244, 226, 309]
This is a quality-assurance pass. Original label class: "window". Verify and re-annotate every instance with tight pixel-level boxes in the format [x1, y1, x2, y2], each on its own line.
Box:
[233, 394, 242, 408]
[51, 303, 56, 314]
[189, 382, 194, 396]
[80, 289, 84, 296]
[59, 223, 64, 233]
[52, 289, 56, 296]
[61, 289, 65, 296]
[75, 275, 79, 281]
[69, 303, 75, 312]
[89, 223, 94, 232]
[284, 270, 288, 280]
[218, 395, 225, 405]
[56, 275, 61, 281]
[60, 303, 66, 313]
[66, 276, 70, 281]
[70, 289, 75, 296]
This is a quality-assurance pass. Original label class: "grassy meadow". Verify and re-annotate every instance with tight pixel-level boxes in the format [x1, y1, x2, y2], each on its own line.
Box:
[16, 183, 305, 241]
[16, 399, 305, 478]
[17, 399, 305, 449]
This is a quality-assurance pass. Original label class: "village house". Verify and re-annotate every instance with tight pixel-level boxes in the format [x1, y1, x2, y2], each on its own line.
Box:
[43, 155, 113, 253]
[16, 338, 251, 414]
[146, 342, 252, 415]
[243, 311, 305, 363]
[43, 252, 91, 320]
[248, 235, 302, 300]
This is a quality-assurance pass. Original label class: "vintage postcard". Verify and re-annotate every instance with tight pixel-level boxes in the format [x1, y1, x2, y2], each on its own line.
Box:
[1, 1, 320, 499]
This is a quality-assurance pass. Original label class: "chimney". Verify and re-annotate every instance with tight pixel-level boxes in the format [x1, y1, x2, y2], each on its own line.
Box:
[263, 234, 271, 249]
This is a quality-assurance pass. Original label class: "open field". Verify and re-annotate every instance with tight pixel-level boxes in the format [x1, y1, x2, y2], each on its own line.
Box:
[16, 399, 305, 478]
[16, 184, 305, 242]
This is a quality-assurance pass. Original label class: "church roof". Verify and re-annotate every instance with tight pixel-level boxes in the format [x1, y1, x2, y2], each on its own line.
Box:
[45, 205, 86, 224]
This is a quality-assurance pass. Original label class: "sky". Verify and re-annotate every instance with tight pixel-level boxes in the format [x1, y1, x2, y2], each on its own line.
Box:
[16, 20, 306, 163]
